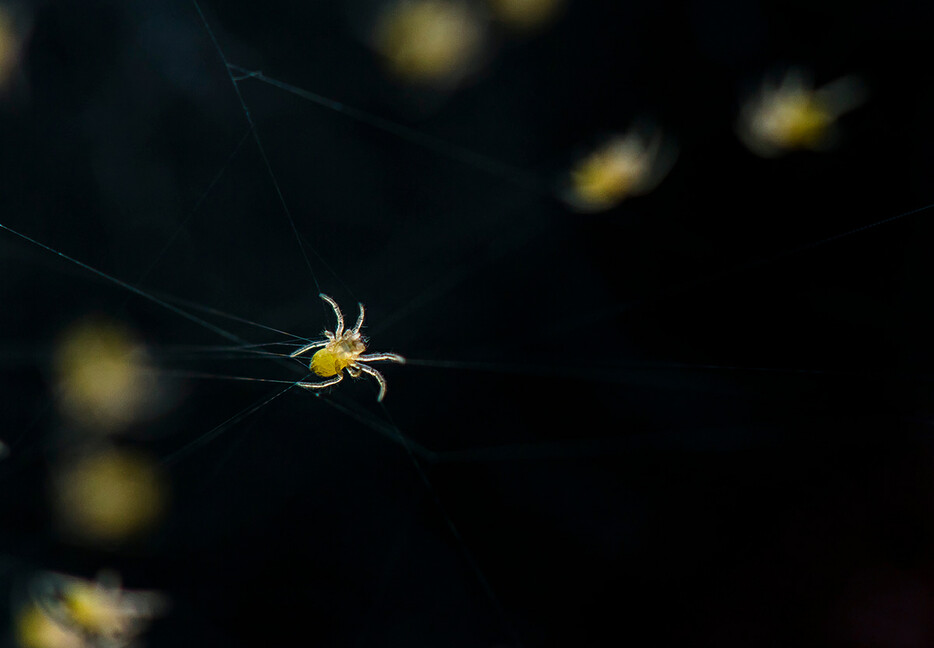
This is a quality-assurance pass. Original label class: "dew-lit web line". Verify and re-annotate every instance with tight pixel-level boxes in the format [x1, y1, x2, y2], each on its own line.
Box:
[190, 0, 323, 300]
[152, 341, 304, 363]
[120, 125, 254, 310]
[147, 288, 315, 343]
[296, 228, 359, 304]
[0, 340, 296, 366]
[161, 351, 292, 362]
[0, 222, 246, 346]
[318, 393, 436, 462]
[227, 65, 545, 194]
[369, 189, 542, 337]
[163, 341, 302, 352]
[161, 379, 300, 467]
[375, 401, 522, 646]
[149, 369, 303, 385]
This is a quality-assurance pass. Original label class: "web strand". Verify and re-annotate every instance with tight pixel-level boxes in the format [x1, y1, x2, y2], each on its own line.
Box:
[191, 0, 324, 300]
[0, 221, 248, 346]
[226, 64, 545, 194]
[161, 380, 299, 466]
[120, 125, 254, 311]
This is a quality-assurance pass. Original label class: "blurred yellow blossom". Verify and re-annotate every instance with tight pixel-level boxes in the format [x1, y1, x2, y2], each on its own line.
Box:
[737, 70, 866, 157]
[564, 127, 677, 211]
[487, 0, 564, 31]
[16, 571, 166, 648]
[373, 0, 486, 84]
[53, 447, 167, 545]
[54, 316, 164, 433]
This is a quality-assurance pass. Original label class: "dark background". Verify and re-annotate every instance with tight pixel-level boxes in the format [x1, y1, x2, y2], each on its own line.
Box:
[2, 0, 934, 646]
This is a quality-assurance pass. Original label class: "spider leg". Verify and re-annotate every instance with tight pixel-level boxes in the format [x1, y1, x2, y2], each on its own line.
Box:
[347, 365, 362, 378]
[319, 293, 344, 336]
[295, 373, 344, 391]
[357, 353, 406, 364]
[352, 302, 365, 334]
[289, 339, 329, 358]
[355, 363, 388, 402]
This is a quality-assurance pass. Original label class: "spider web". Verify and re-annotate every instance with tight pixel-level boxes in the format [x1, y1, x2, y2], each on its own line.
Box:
[2, 0, 934, 646]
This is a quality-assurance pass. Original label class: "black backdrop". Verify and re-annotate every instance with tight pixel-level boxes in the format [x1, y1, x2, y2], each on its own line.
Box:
[3, 0, 934, 646]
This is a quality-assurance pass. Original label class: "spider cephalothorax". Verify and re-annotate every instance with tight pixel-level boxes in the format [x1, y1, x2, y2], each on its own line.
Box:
[290, 294, 405, 401]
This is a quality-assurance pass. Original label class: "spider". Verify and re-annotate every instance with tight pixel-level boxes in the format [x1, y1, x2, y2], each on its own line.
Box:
[290, 294, 405, 401]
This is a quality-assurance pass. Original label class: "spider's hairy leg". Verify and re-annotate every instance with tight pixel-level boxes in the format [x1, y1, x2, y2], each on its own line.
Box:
[358, 353, 406, 364]
[352, 303, 365, 334]
[319, 293, 344, 336]
[355, 363, 389, 402]
[296, 374, 344, 391]
[289, 339, 329, 358]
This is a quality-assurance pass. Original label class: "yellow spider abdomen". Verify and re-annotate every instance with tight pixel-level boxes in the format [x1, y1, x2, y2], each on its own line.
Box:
[311, 347, 353, 377]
